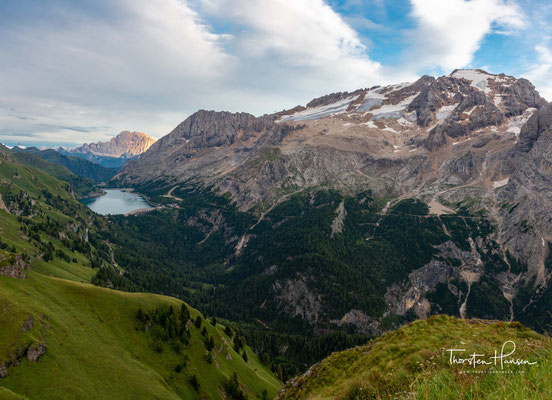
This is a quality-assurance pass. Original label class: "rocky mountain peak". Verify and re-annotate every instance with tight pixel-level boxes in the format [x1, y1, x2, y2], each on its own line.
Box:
[154, 110, 258, 152]
[71, 131, 156, 158]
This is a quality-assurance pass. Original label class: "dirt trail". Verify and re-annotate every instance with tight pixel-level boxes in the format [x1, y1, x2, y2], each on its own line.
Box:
[249, 190, 304, 231]
[0, 194, 9, 213]
[162, 185, 183, 201]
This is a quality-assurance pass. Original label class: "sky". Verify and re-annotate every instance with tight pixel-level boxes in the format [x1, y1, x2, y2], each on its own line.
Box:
[1, 0, 552, 147]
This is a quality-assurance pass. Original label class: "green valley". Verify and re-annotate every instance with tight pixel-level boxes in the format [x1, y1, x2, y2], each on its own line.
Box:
[4, 138, 547, 399]
[97, 182, 529, 380]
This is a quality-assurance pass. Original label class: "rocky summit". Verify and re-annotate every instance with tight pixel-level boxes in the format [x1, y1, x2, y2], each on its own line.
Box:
[70, 130, 157, 158]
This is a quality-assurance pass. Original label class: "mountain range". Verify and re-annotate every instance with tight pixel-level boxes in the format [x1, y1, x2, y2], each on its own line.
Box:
[110, 69, 552, 337]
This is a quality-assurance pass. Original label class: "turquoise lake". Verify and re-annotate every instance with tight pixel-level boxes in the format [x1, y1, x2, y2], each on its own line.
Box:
[81, 189, 152, 215]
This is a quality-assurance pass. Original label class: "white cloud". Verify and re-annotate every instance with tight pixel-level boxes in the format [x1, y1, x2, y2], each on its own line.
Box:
[0, 98, 182, 146]
[1, 0, 414, 146]
[0, 0, 231, 145]
[204, 0, 369, 65]
[200, 0, 400, 94]
[408, 0, 525, 72]
[523, 44, 552, 101]
[1, 0, 418, 146]
[6, 0, 532, 147]
[1, 0, 230, 97]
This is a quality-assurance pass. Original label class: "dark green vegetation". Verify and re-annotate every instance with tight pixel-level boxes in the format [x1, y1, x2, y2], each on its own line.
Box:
[0, 145, 281, 399]
[278, 315, 552, 399]
[12, 147, 117, 183]
[466, 276, 511, 320]
[98, 183, 525, 379]
[243, 329, 372, 382]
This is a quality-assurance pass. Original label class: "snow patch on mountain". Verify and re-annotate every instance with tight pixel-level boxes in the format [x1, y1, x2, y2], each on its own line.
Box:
[279, 96, 359, 121]
[451, 69, 493, 93]
[388, 82, 412, 91]
[436, 104, 457, 121]
[356, 88, 386, 112]
[507, 108, 537, 136]
[357, 97, 383, 112]
[371, 94, 419, 120]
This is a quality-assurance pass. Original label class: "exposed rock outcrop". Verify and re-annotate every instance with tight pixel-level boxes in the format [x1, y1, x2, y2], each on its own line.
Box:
[330, 200, 346, 236]
[155, 110, 256, 151]
[0, 362, 8, 378]
[0, 255, 28, 279]
[0, 193, 9, 213]
[498, 107, 552, 282]
[274, 275, 322, 324]
[385, 241, 484, 319]
[0, 340, 45, 379]
[23, 314, 34, 332]
[330, 309, 382, 335]
[26, 342, 46, 362]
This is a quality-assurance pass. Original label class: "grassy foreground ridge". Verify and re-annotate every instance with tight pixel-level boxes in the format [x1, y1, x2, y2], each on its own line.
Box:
[278, 315, 552, 400]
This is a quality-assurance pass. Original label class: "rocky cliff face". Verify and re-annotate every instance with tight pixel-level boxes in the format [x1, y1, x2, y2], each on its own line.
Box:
[497, 103, 552, 285]
[112, 69, 552, 330]
[70, 131, 156, 158]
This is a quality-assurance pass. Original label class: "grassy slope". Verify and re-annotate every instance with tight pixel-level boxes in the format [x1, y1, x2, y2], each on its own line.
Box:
[0, 148, 98, 281]
[0, 211, 95, 283]
[0, 146, 77, 200]
[0, 147, 281, 399]
[0, 272, 281, 400]
[10, 151, 99, 198]
[280, 315, 552, 400]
